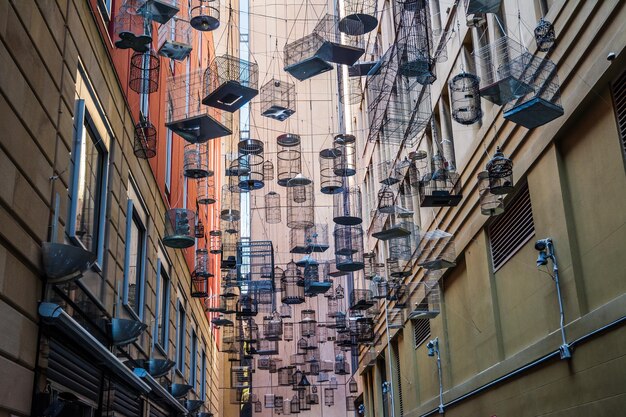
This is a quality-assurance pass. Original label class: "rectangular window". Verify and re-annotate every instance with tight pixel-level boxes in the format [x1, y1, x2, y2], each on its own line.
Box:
[201, 349, 207, 399]
[69, 99, 108, 266]
[413, 318, 431, 348]
[190, 329, 198, 390]
[97, 0, 112, 21]
[155, 259, 171, 352]
[123, 197, 147, 320]
[176, 300, 187, 374]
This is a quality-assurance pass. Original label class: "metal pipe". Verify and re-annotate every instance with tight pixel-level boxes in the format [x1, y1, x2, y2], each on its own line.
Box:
[548, 243, 571, 359]
[384, 300, 396, 417]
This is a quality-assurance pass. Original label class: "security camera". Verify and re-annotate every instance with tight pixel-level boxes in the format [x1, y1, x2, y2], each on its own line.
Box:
[607, 52, 616, 61]
[534, 238, 552, 251]
[426, 340, 435, 349]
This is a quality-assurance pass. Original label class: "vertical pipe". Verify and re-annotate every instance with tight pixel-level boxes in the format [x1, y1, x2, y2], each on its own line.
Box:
[384, 300, 396, 417]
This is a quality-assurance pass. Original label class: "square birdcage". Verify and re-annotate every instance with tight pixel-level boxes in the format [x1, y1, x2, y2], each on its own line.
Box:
[114, 1, 152, 52]
[474, 37, 536, 105]
[163, 208, 195, 248]
[503, 55, 564, 129]
[465, 0, 502, 15]
[352, 317, 375, 343]
[387, 282, 409, 307]
[417, 229, 456, 270]
[221, 235, 238, 270]
[256, 339, 279, 355]
[371, 211, 414, 241]
[230, 365, 252, 389]
[190, 0, 220, 31]
[137, 0, 179, 24]
[203, 54, 259, 112]
[284, 33, 333, 81]
[314, 14, 365, 66]
[387, 307, 405, 329]
[339, 0, 377, 35]
[350, 289, 374, 310]
[380, 78, 431, 146]
[366, 46, 400, 143]
[306, 224, 330, 252]
[260, 78, 296, 121]
[166, 69, 231, 143]
[407, 276, 441, 319]
[236, 293, 259, 318]
[290, 228, 309, 254]
[157, 16, 192, 60]
[419, 154, 462, 207]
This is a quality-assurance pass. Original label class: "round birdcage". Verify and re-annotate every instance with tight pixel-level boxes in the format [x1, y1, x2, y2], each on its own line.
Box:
[333, 134, 356, 177]
[281, 261, 304, 304]
[284, 321, 294, 341]
[129, 50, 160, 93]
[221, 185, 240, 221]
[287, 182, 314, 229]
[333, 186, 362, 225]
[478, 171, 505, 216]
[184, 143, 211, 178]
[377, 188, 395, 213]
[264, 192, 281, 224]
[209, 230, 222, 254]
[319, 148, 344, 194]
[535, 18, 556, 52]
[334, 225, 365, 271]
[449, 72, 482, 125]
[133, 120, 157, 159]
[197, 176, 216, 205]
[301, 309, 317, 337]
[238, 138, 264, 155]
[239, 153, 265, 191]
[163, 208, 196, 248]
[190, 0, 220, 31]
[277, 134, 302, 186]
[195, 217, 205, 238]
[263, 160, 275, 181]
[486, 147, 514, 195]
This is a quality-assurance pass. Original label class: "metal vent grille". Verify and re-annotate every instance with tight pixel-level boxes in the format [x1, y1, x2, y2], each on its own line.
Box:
[488, 182, 535, 271]
[611, 70, 626, 160]
[412, 318, 430, 348]
[392, 343, 404, 417]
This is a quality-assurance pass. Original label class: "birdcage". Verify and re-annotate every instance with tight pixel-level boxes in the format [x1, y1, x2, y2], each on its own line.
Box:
[450, 72, 483, 125]
[236, 293, 259, 318]
[262, 160, 275, 182]
[290, 228, 309, 254]
[353, 317, 375, 343]
[478, 171, 504, 216]
[260, 78, 296, 121]
[300, 309, 317, 337]
[166, 69, 231, 143]
[264, 192, 281, 224]
[534, 18, 555, 52]
[334, 225, 365, 271]
[190, 0, 220, 30]
[502, 55, 564, 129]
[350, 289, 374, 310]
[339, 0, 377, 35]
[396, 1, 436, 83]
[287, 182, 315, 229]
[333, 186, 363, 225]
[281, 261, 305, 304]
[238, 153, 265, 191]
[306, 224, 329, 252]
[371, 211, 414, 241]
[198, 176, 216, 205]
[263, 311, 283, 341]
[231, 365, 252, 388]
[465, 0, 502, 14]
[284, 33, 332, 81]
[277, 134, 302, 186]
[256, 338, 279, 355]
[203, 54, 259, 112]
[364, 255, 385, 280]
[418, 229, 456, 270]
[290, 395, 301, 413]
[340, 77, 364, 105]
[163, 208, 195, 248]
[221, 185, 241, 221]
[129, 50, 160, 94]
[157, 16, 192, 60]
[191, 269, 209, 298]
[184, 143, 211, 178]
[419, 154, 462, 207]
[370, 276, 388, 299]
[407, 276, 441, 319]
[486, 146, 514, 194]
[366, 46, 401, 143]
[236, 240, 274, 285]
[283, 322, 294, 341]
[319, 148, 344, 195]
[324, 388, 334, 406]
[133, 120, 157, 159]
[314, 14, 365, 66]
[474, 37, 535, 105]
[333, 134, 357, 177]
[334, 352, 350, 375]
[114, 2, 152, 52]
[380, 78, 431, 146]
[221, 234, 238, 270]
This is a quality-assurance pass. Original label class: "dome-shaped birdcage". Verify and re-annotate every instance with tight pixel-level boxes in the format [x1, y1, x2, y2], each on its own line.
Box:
[133, 120, 157, 159]
[238, 153, 265, 191]
[260, 78, 296, 121]
[277, 134, 302, 186]
[202, 54, 259, 112]
[184, 143, 211, 178]
[334, 225, 365, 271]
[534, 18, 555, 52]
[114, 2, 152, 52]
[190, 0, 220, 31]
[478, 171, 505, 216]
[339, 0, 378, 36]
[264, 192, 281, 224]
[281, 261, 305, 304]
[333, 186, 363, 225]
[377, 187, 396, 213]
[287, 182, 314, 229]
[419, 154, 462, 207]
[129, 50, 160, 94]
[262, 160, 275, 181]
[486, 146, 514, 195]
[333, 134, 357, 177]
[319, 148, 344, 194]
[163, 208, 196, 248]
[449, 72, 482, 125]
[197, 176, 216, 205]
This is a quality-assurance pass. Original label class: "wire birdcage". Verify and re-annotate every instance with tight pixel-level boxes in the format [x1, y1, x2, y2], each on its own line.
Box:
[534, 18, 556, 52]
[284, 321, 294, 341]
[407, 275, 441, 319]
[301, 309, 317, 337]
[366, 46, 400, 143]
[353, 317, 375, 343]
[371, 275, 388, 299]
[465, 0, 502, 14]
[221, 233, 238, 270]
[114, 1, 152, 52]
[163, 208, 195, 248]
[450, 72, 483, 125]
[198, 176, 216, 205]
[314, 14, 365, 66]
[419, 154, 462, 207]
[290, 228, 308, 254]
[324, 388, 334, 406]
[190, 0, 220, 31]
[129, 50, 160, 94]
[319, 148, 344, 195]
[184, 143, 211, 178]
[350, 289, 374, 310]
[340, 77, 364, 105]
[502, 55, 564, 129]
[236, 240, 274, 285]
[262, 160, 275, 181]
[157, 16, 192, 61]
[133, 120, 157, 159]
[333, 186, 363, 225]
[281, 261, 305, 304]
[203, 54, 259, 112]
[238, 152, 265, 191]
[263, 311, 283, 341]
[260, 78, 296, 121]
[284, 33, 333, 81]
[334, 352, 350, 375]
[333, 134, 357, 177]
[195, 217, 205, 238]
[208, 230, 221, 255]
[486, 146, 514, 195]
[166, 69, 231, 143]
[265, 192, 281, 224]
[396, 0, 436, 83]
[306, 224, 329, 252]
[339, 0, 377, 35]
[192, 249, 211, 297]
[383, 78, 431, 146]
[287, 182, 314, 229]
[417, 229, 456, 270]
[334, 225, 365, 271]
[277, 134, 302, 186]
[221, 185, 241, 221]
[478, 171, 504, 216]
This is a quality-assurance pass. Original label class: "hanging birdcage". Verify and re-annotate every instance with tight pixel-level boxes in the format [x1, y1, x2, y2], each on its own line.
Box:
[378, 154, 405, 186]
[334, 225, 365, 271]
[264, 192, 281, 224]
[167, 69, 231, 143]
[417, 229, 456, 270]
[290, 228, 308, 254]
[346, 396, 357, 411]
[396, 0, 436, 83]
[284, 321, 294, 341]
[419, 154, 462, 207]
[203, 54, 259, 112]
[277, 366, 294, 386]
[263, 311, 283, 341]
[281, 261, 305, 304]
[371, 275, 388, 299]
[198, 176, 216, 205]
[253, 399, 262, 413]
[383, 78, 432, 146]
[333, 186, 363, 225]
[324, 388, 334, 406]
[350, 289, 374, 310]
[319, 148, 344, 195]
[478, 171, 505, 216]
[353, 317, 375, 343]
[231, 365, 252, 388]
[502, 55, 564, 129]
[334, 352, 350, 375]
[486, 146, 514, 195]
[184, 143, 211, 178]
[239, 153, 265, 191]
[114, 1, 152, 52]
[163, 208, 195, 248]
[387, 307, 405, 330]
[339, 0, 377, 35]
[364, 254, 385, 280]
[157, 16, 192, 60]
[465, 0, 502, 14]
[348, 377, 359, 393]
[314, 14, 365, 66]
[192, 250, 210, 297]
[190, 0, 220, 31]
[133, 119, 157, 159]
[264, 394, 275, 409]
[366, 46, 400, 143]
[236, 240, 274, 284]
[209, 230, 222, 254]
[450, 72, 483, 125]
[129, 50, 160, 94]
[221, 234, 237, 270]
[408, 274, 441, 319]
[340, 77, 364, 105]
[221, 185, 241, 221]
[262, 160, 275, 182]
[306, 224, 329, 252]
[290, 395, 301, 414]
[333, 134, 357, 177]
[195, 217, 205, 238]
[284, 32, 333, 81]
[287, 182, 314, 229]
[260, 78, 296, 121]
[236, 293, 259, 318]
[534, 18, 556, 52]
[277, 134, 302, 186]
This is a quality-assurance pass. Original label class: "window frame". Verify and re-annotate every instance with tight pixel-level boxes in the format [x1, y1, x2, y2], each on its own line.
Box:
[190, 328, 198, 391]
[154, 257, 171, 355]
[122, 196, 148, 321]
[176, 299, 187, 376]
[200, 348, 207, 400]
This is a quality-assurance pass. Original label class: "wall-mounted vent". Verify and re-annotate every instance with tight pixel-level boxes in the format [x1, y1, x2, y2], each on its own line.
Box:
[412, 318, 431, 348]
[610, 70, 626, 162]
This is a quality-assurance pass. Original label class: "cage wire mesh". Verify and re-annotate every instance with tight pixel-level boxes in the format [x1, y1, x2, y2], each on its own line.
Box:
[129, 50, 160, 94]
[163, 208, 196, 248]
[306, 224, 330, 252]
[486, 146, 514, 194]
[339, 0, 378, 35]
[465, 0, 502, 15]
[166, 69, 232, 143]
[396, 0, 437, 84]
[220, 184, 241, 222]
[417, 229, 456, 270]
[319, 148, 344, 194]
[407, 274, 441, 319]
[419, 154, 462, 207]
[133, 119, 157, 159]
[333, 186, 363, 225]
[313, 14, 365, 66]
[197, 175, 216, 205]
[114, 1, 152, 52]
[333, 134, 357, 177]
[203, 54, 259, 112]
[192, 249, 211, 297]
[184, 143, 211, 178]
[478, 171, 504, 216]
[366, 46, 400, 141]
[450, 72, 483, 125]
[284, 33, 333, 81]
[334, 225, 365, 271]
[190, 0, 220, 31]
[157, 16, 193, 61]
[277, 134, 302, 186]
[265, 191, 281, 224]
[239, 153, 265, 191]
[340, 77, 364, 105]
[378, 152, 409, 186]
[381, 78, 431, 146]
[281, 261, 305, 304]
[290, 228, 309, 254]
[260, 78, 297, 121]
[287, 182, 315, 229]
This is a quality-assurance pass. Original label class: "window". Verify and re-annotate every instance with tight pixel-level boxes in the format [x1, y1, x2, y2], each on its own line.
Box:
[200, 349, 207, 400]
[165, 101, 173, 193]
[190, 329, 198, 390]
[610, 69, 626, 165]
[123, 183, 148, 320]
[176, 300, 187, 374]
[155, 258, 171, 352]
[97, 0, 112, 22]
[69, 99, 109, 266]
[413, 318, 431, 348]
[488, 182, 535, 271]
